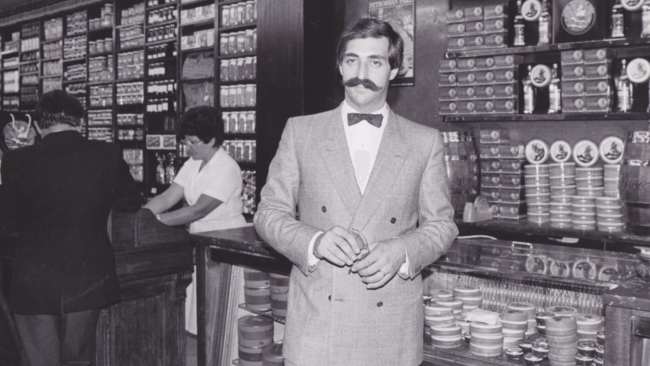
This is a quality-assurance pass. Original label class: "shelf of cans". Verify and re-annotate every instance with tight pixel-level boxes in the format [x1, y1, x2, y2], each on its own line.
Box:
[88, 127, 113, 143]
[88, 109, 113, 126]
[2, 96, 19, 110]
[220, 0, 256, 28]
[223, 139, 256, 163]
[147, 134, 177, 150]
[43, 18, 63, 41]
[67, 10, 88, 36]
[90, 84, 113, 107]
[219, 28, 256, 56]
[445, 4, 509, 52]
[219, 84, 256, 108]
[123, 148, 144, 182]
[20, 38, 40, 53]
[3, 70, 19, 93]
[147, 97, 176, 112]
[42, 78, 61, 93]
[64, 62, 87, 82]
[88, 38, 115, 55]
[223, 111, 255, 134]
[42, 59, 62, 77]
[148, 5, 177, 25]
[117, 113, 145, 125]
[181, 28, 214, 50]
[117, 128, 144, 141]
[88, 56, 114, 82]
[64, 35, 87, 59]
[180, 3, 215, 25]
[19, 63, 38, 74]
[147, 43, 178, 59]
[116, 82, 145, 105]
[42, 40, 63, 60]
[89, 3, 115, 30]
[147, 61, 174, 77]
[120, 3, 146, 26]
[117, 50, 145, 80]
[119, 25, 145, 50]
[219, 56, 256, 82]
[3, 57, 18, 68]
[20, 51, 39, 62]
[64, 82, 86, 97]
[146, 24, 178, 43]
[148, 0, 176, 7]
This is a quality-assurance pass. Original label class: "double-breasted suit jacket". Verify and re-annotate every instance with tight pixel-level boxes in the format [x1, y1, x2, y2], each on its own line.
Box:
[254, 104, 458, 366]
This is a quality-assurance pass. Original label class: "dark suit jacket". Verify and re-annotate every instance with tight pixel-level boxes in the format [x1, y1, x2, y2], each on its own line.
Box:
[0, 130, 143, 314]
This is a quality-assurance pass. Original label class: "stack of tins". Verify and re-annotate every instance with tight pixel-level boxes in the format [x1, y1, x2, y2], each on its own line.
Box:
[452, 287, 482, 311]
[620, 131, 650, 234]
[535, 311, 554, 335]
[238, 315, 274, 366]
[269, 273, 289, 317]
[244, 268, 271, 311]
[499, 310, 527, 347]
[575, 340, 597, 365]
[423, 301, 455, 347]
[595, 331, 605, 365]
[469, 322, 503, 357]
[524, 164, 550, 224]
[595, 196, 625, 232]
[545, 316, 578, 366]
[506, 302, 536, 337]
[262, 342, 284, 366]
[603, 164, 621, 197]
[548, 162, 577, 228]
[575, 314, 604, 341]
[440, 131, 479, 215]
[573, 167, 604, 231]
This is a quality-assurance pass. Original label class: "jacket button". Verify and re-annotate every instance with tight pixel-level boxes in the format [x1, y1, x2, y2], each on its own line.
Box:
[390, 217, 397, 224]
[377, 302, 383, 307]
[322, 206, 327, 213]
[328, 295, 331, 301]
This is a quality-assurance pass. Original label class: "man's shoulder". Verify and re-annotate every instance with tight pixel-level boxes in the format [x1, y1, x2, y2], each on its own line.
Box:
[289, 108, 339, 125]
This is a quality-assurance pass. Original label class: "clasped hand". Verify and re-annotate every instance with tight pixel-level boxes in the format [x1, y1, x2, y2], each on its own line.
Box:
[314, 226, 406, 289]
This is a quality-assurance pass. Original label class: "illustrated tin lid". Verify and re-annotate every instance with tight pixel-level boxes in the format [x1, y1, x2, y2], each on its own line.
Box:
[550, 140, 573, 163]
[530, 64, 552, 88]
[526, 139, 550, 164]
[622, 0, 645, 11]
[521, 0, 543, 21]
[599, 136, 625, 164]
[626, 58, 650, 83]
[573, 140, 599, 167]
[262, 342, 284, 362]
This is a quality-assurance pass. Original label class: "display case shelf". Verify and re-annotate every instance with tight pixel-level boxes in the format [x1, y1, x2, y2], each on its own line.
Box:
[218, 51, 255, 60]
[446, 37, 650, 59]
[180, 45, 214, 53]
[219, 22, 256, 32]
[146, 19, 178, 29]
[116, 23, 145, 30]
[237, 304, 285, 324]
[219, 79, 256, 86]
[443, 112, 650, 123]
[147, 2, 178, 11]
[62, 57, 87, 63]
[218, 0, 252, 6]
[179, 19, 215, 28]
[180, 76, 213, 83]
[88, 80, 115, 86]
[178, 0, 214, 8]
[145, 55, 177, 63]
[41, 37, 63, 44]
[88, 51, 114, 58]
[119, 45, 146, 52]
[145, 38, 177, 47]
[1, 49, 19, 56]
[62, 79, 87, 84]
[20, 60, 39, 65]
[88, 26, 114, 33]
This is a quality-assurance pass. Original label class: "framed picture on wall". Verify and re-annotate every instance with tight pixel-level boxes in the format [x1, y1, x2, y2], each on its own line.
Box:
[368, 0, 415, 86]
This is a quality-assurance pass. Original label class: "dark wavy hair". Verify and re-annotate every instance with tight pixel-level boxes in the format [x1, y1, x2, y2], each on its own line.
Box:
[336, 18, 403, 70]
[34, 90, 84, 129]
[177, 106, 224, 147]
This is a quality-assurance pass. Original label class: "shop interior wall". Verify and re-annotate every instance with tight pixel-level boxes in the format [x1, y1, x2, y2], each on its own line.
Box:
[344, 0, 649, 148]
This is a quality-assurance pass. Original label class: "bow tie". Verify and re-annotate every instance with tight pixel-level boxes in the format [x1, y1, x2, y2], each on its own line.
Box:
[347, 113, 383, 128]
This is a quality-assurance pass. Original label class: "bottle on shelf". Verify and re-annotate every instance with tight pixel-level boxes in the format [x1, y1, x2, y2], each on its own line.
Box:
[156, 152, 166, 184]
[616, 59, 632, 112]
[523, 65, 535, 114]
[165, 152, 176, 184]
[514, 0, 526, 47]
[643, 5, 650, 38]
[611, 0, 624, 39]
[538, 0, 552, 46]
[548, 63, 561, 114]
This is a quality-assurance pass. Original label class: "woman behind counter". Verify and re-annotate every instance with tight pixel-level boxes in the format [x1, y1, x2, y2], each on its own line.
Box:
[144, 106, 246, 334]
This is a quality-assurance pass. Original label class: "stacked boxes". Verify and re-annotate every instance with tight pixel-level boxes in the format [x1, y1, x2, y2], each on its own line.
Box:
[546, 316, 579, 366]
[507, 302, 536, 338]
[575, 314, 604, 342]
[439, 55, 520, 116]
[571, 195, 597, 231]
[479, 130, 526, 219]
[561, 49, 613, 113]
[524, 164, 550, 224]
[595, 196, 625, 233]
[469, 322, 503, 357]
[453, 287, 482, 311]
[446, 4, 508, 52]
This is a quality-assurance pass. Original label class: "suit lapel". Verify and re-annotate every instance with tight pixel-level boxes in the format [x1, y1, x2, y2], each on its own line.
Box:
[316, 105, 362, 217]
[349, 109, 411, 232]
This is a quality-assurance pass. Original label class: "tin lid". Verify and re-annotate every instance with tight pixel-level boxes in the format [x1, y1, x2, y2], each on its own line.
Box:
[238, 315, 273, 331]
[526, 139, 550, 164]
[550, 141, 573, 163]
[599, 136, 625, 164]
[573, 140, 599, 167]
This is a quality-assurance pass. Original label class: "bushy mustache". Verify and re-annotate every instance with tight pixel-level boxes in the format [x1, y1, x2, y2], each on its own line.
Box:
[342, 77, 381, 92]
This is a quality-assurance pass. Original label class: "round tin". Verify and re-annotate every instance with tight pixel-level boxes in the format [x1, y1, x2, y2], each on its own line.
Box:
[575, 354, 595, 366]
[500, 319, 529, 331]
[452, 287, 480, 298]
[528, 212, 550, 224]
[595, 196, 622, 207]
[572, 195, 596, 205]
[576, 167, 604, 178]
[550, 202, 572, 212]
[551, 185, 577, 196]
[524, 174, 551, 185]
[576, 340, 597, 357]
[571, 204, 596, 214]
[576, 186, 604, 197]
[604, 190, 621, 198]
[550, 162, 577, 176]
[596, 213, 623, 223]
[550, 218, 572, 228]
[526, 140, 550, 164]
[576, 176, 604, 188]
[528, 202, 550, 214]
[525, 184, 551, 194]
[604, 164, 621, 178]
[551, 195, 572, 204]
[524, 163, 550, 175]
[597, 222, 625, 232]
[573, 140, 599, 167]
[505, 346, 524, 361]
[572, 221, 597, 231]
[596, 331, 605, 345]
[546, 307, 579, 317]
[599, 136, 625, 164]
[526, 193, 551, 204]
[550, 141, 573, 163]
[535, 312, 555, 326]
[523, 352, 543, 365]
[549, 175, 576, 186]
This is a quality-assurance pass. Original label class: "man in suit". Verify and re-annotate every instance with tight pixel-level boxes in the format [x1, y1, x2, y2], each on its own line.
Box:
[0, 90, 143, 366]
[254, 18, 458, 366]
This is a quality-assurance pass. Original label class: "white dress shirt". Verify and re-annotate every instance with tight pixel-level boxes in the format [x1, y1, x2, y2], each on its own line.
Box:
[307, 101, 409, 277]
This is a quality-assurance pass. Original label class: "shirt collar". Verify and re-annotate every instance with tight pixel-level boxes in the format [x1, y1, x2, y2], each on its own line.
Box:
[341, 100, 389, 128]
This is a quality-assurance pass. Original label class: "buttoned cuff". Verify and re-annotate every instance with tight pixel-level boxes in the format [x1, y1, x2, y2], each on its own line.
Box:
[396, 237, 411, 280]
[307, 231, 324, 271]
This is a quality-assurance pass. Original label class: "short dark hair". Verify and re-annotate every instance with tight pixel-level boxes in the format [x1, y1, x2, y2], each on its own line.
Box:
[336, 18, 403, 70]
[177, 106, 224, 147]
[34, 90, 84, 129]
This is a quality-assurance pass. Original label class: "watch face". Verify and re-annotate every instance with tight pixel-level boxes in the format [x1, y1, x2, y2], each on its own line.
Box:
[562, 0, 596, 35]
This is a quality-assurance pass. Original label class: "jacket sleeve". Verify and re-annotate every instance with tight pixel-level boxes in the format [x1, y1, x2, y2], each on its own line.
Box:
[254, 119, 320, 276]
[112, 147, 144, 213]
[399, 131, 458, 278]
[0, 153, 21, 238]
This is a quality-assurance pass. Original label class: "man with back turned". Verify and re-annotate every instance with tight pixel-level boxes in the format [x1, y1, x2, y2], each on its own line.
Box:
[0, 90, 143, 366]
[254, 18, 458, 366]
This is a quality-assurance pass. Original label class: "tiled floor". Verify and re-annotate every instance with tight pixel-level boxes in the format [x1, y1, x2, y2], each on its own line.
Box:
[186, 333, 197, 366]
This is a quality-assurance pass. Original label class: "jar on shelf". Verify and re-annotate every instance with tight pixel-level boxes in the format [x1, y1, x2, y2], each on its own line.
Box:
[245, 29, 254, 53]
[237, 58, 245, 80]
[237, 31, 246, 54]
[236, 84, 245, 107]
[229, 58, 237, 81]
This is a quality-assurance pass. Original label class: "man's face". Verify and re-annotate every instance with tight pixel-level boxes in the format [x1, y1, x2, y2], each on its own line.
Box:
[339, 37, 398, 112]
